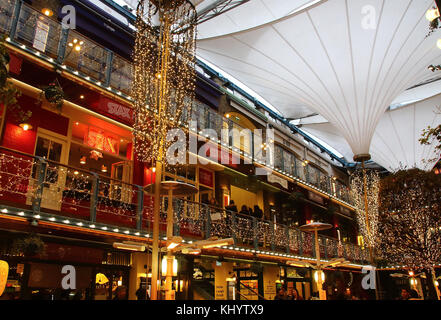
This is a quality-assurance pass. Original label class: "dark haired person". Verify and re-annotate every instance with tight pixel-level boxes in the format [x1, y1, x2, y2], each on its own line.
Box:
[225, 200, 238, 212]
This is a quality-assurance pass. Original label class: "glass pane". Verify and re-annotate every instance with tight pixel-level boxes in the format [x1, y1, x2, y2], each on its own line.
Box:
[35, 137, 50, 159]
[48, 141, 62, 162]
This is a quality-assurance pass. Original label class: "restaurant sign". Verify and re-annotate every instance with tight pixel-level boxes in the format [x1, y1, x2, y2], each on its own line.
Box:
[85, 126, 119, 155]
[97, 96, 134, 125]
[267, 173, 288, 189]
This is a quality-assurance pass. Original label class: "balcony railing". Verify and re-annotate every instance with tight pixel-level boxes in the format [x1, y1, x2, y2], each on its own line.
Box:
[0, 0, 353, 206]
[0, 147, 368, 264]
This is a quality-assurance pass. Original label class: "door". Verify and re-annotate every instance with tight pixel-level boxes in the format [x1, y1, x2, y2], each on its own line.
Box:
[29, 131, 68, 211]
[199, 190, 212, 204]
[110, 161, 132, 203]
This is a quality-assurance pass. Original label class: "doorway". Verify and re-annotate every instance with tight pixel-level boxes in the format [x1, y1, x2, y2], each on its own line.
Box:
[28, 129, 68, 211]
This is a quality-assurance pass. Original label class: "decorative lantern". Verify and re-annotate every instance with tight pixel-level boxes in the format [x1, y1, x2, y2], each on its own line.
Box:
[0, 260, 9, 297]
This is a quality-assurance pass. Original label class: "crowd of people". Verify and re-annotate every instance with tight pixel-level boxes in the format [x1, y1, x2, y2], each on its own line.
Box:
[274, 287, 308, 300]
[225, 200, 264, 220]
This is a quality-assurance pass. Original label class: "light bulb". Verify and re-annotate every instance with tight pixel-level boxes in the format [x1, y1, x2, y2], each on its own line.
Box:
[426, 8, 440, 22]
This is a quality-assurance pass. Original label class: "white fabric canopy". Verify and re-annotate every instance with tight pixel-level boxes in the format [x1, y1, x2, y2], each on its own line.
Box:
[196, 0, 320, 39]
[302, 93, 441, 171]
[197, 0, 441, 159]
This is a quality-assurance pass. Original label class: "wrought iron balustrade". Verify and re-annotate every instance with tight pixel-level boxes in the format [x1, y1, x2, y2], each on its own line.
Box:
[0, 147, 366, 264]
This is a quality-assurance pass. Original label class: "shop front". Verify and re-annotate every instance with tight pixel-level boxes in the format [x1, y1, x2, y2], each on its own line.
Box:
[0, 233, 131, 300]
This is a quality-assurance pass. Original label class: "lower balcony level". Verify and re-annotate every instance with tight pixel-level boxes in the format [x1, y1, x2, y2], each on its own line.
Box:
[0, 147, 369, 266]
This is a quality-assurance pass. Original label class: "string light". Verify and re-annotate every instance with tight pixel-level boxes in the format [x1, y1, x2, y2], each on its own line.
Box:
[132, 0, 197, 165]
[379, 169, 441, 274]
[350, 170, 380, 251]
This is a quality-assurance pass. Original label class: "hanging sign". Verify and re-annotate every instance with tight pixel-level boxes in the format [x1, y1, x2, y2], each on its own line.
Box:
[85, 127, 119, 155]
[267, 173, 288, 189]
[97, 97, 134, 125]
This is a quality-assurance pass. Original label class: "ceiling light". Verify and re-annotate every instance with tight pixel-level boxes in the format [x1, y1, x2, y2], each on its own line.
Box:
[426, 8, 440, 22]
[181, 247, 201, 255]
[19, 123, 32, 131]
[113, 242, 145, 251]
[80, 156, 86, 165]
[42, 8, 53, 17]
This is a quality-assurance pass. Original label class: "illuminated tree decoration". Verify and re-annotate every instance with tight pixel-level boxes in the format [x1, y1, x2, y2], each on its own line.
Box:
[379, 169, 441, 299]
[132, 0, 197, 164]
[350, 169, 380, 251]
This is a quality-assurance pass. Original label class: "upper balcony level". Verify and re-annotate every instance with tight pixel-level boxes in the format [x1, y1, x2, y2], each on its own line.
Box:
[0, 0, 353, 207]
[0, 146, 368, 266]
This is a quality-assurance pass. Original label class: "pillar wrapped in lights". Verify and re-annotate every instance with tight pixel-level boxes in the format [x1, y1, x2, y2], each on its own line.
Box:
[350, 169, 380, 254]
[132, 0, 196, 164]
[351, 168, 380, 300]
[132, 0, 197, 301]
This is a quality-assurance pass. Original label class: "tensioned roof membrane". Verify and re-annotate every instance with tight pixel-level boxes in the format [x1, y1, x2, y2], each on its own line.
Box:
[302, 93, 441, 171]
[197, 0, 441, 160]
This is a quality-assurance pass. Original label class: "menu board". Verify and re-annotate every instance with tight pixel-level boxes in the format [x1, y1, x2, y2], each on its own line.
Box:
[33, 20, 49, 52]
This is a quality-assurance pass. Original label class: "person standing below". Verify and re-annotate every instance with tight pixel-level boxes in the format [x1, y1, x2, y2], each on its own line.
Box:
[400, 288, 411, 300]
[136, 285, 150, 300]
[292, 288, 303, 300]
[274, 287, 288, 300]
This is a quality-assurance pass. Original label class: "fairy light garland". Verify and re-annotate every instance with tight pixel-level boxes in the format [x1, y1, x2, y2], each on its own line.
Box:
[378, 169, 441, 272]
[132, 0, 197, 165]
[350, 170, 380, 251]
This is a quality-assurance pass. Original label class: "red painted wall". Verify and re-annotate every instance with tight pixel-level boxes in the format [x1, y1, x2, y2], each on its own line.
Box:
[1, 94, 69, 154]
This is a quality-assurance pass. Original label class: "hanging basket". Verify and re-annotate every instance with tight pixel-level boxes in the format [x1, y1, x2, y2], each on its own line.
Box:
[11, 234, 45, 257]
[42, 81, 64, 112]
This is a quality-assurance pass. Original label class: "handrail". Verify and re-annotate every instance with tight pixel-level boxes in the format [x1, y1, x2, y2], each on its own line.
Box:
[239, 281, 266, 300]
[0, 146, 135, 186]
[0, 147, 367, 264]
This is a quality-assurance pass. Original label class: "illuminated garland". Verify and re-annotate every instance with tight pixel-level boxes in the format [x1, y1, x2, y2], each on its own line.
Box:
[132, 0, 197, 164]
[350, 170, 380, 251]
[379, 169, 441, 271]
